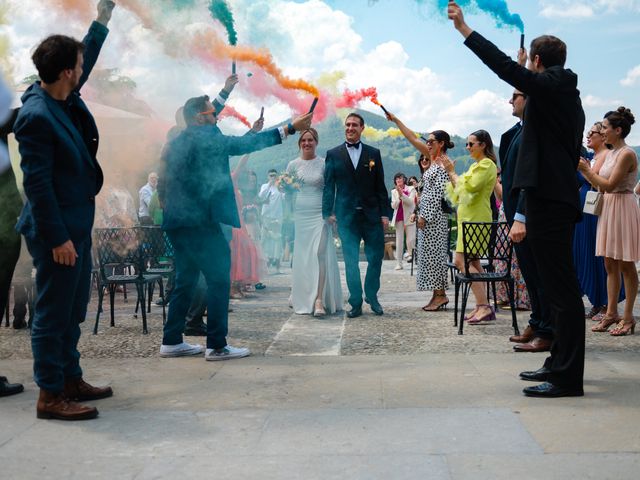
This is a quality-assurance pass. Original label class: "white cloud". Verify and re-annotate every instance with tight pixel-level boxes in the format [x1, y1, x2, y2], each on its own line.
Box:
[620, 65, 640, 86]
[583, 94, 623, 108]
[431, 90, 513, 140]
[540, 3, 594, 19]
[539, 0, 640, 19]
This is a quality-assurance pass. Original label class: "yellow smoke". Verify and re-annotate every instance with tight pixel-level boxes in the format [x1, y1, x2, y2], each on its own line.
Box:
[0, 1, 12, 78]
[316, 71, 345, 94]
[362, 126, 406, 141]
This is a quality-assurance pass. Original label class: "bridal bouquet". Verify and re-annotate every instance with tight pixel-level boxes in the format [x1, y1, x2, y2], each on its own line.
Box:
[277, 171, 303, 194]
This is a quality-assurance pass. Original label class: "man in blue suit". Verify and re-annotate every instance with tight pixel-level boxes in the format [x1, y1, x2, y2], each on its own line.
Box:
[14, 0, 116, 420]
[322, 113, 389, 318]
[158, 96, 313, 361]
[499, 90, 553, 353]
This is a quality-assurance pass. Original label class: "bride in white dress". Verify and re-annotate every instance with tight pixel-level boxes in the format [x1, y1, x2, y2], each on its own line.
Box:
[287, 128, 343, 316]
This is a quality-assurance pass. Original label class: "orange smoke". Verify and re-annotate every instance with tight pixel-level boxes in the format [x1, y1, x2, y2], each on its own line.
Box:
[118, 0, 156, 29]
[192, 30, 319, 97]
[218, 105, 251, 128]
[56, 0, 92, 17]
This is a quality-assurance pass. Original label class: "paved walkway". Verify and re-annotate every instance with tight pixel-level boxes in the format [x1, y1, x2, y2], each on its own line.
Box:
[1, 262, 639, 479]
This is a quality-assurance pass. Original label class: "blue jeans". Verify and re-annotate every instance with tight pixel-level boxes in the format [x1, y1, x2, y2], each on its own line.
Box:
[26, 236, 91, 392]
[162, 226, 231, 350]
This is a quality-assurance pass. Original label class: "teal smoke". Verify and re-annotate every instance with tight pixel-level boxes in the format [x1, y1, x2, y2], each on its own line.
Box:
[209, 0, 238, 45]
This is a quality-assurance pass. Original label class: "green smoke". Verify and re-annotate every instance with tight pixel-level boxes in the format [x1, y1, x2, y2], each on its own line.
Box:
[209, 0, 238, 45]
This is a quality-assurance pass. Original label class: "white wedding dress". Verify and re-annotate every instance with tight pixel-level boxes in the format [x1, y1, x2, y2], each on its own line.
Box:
[287, 156, 343, 314]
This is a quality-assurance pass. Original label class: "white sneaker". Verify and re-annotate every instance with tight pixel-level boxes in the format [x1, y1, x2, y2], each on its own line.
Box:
[205, 345, 251, 361]
[395, 264, 403, 270]
[160, 342, 205, 358]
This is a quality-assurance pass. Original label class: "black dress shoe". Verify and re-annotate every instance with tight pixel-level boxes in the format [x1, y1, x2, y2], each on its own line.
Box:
[346, 306, 362, 318]
[364, 298, 384, 316]
[12, 317, 28, 330]
[184, 323, 207, 336]
[523, 382, 584, 398]
[0, 376, 24, 397]
[519, 366, 551, 382]
[369, 303, 384, 315]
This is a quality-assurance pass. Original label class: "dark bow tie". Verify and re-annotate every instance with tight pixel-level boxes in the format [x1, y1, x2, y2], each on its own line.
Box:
[346, 141, 361, 149]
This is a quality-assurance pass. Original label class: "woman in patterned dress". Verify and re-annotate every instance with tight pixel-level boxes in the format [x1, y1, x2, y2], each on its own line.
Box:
[386, 112, 451, 311]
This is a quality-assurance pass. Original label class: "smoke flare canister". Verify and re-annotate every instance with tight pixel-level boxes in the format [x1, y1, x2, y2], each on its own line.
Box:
[309, 97, 319, 113]
[520, 34, 525, 50]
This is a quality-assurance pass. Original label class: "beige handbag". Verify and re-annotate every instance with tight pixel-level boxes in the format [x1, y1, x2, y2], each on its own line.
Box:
[583, 189, 603, 216]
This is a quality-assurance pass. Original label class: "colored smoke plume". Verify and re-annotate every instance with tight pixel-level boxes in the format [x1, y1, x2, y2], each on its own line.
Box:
[336, 87, 379, 109]
[370, 0, 524, 32]
[208, 0, 238, 45]
[362, 126, 411, 141]
[191, 30, 320, 97]
[218, 104, 251, 128]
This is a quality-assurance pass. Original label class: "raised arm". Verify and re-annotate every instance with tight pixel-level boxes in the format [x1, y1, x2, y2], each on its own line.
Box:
[77, 0, 114, 91]
[386, 111, 429, 156]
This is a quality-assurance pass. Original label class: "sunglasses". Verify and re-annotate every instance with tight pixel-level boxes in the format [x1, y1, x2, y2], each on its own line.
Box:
[511, 93, 526, 101]
[268, 173, 277, 177]
[466, 142, 480, 147]
[425, 139, 438, 145]
[587, 131, 601, 137]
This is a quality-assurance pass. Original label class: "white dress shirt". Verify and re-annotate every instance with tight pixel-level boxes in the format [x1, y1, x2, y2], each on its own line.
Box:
[346, 142, 362, 170]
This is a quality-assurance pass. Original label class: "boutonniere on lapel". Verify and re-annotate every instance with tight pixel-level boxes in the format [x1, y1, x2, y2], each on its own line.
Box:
[368, 159, 375, 172]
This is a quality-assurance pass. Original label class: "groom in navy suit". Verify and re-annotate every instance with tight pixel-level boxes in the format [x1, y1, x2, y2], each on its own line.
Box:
[323, 113, 389, 317]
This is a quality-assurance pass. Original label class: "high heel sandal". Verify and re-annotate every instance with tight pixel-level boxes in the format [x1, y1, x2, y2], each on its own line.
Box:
[591, 314, 620, 332]
[467, 304, 496, 324]
[313, 299, 326, 317]
[422, 294, 449, 311]
[610, 318, 636, 336]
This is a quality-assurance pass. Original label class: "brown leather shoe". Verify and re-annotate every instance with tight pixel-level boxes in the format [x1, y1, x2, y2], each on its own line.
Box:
[36, 389, 98, 420]
[513, 336, 552, 353]
[64, 377, 113, 402]
[509, 325, 534, 343]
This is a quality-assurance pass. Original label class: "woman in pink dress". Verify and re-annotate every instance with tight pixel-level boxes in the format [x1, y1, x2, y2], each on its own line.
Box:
[230, 155, 263, 298]
[578, 107, 639, 336]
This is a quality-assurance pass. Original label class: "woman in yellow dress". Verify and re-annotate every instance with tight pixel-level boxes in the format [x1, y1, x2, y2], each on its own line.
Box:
[441, 130, 498, 324]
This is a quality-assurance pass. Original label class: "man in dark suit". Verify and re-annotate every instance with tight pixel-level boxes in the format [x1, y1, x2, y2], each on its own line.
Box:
[159, 96, 312, 361]
[499, 90, 553, 353]
[322, 113, 389, 318]
[14, 0, 116, 420]
[449, 2, 586, 397]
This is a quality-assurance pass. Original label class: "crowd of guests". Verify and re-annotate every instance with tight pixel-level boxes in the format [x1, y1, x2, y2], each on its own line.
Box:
[2, 0, 640, 410]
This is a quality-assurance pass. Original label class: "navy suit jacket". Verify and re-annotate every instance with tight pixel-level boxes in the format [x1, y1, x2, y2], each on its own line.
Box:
[464, 31, 584, 216]
[14, 21, 108, 249]
[499, 122, 526, 224]
[159, 125, 282, 231]
[322, 142, 388, 225]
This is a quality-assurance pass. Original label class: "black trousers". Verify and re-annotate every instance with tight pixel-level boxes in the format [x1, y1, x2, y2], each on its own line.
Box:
[513, 238, 553, 339]
[338, 211, 384, 308]
[527, 198, 585, 389]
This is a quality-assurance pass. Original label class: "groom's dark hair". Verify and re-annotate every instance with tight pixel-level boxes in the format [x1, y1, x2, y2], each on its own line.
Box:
[346, 113, 365, 127]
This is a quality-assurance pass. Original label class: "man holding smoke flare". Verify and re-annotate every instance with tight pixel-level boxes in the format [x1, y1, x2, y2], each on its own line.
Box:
[14, 0, 116, 420]
[158, 95, 313, 361]
[448, 1, 586, 398]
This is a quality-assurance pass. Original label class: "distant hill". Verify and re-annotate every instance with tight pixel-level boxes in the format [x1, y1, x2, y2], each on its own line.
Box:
[233, 109, 640, 186]
[231, 109, 470, 187]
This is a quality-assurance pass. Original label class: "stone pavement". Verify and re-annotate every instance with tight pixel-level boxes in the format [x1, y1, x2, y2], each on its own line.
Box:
[1, 261, 639, 479]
